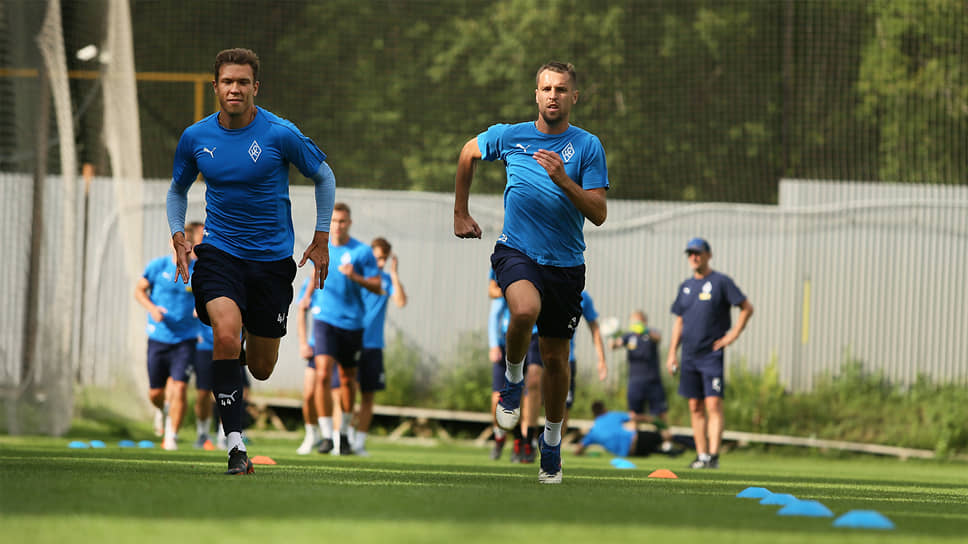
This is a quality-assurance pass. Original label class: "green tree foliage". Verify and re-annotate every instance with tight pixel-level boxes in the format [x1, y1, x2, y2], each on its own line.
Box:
[857, 0, 968, 184]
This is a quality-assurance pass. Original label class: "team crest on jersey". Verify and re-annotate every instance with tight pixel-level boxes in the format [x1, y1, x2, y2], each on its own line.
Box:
[561, 142, 575, 163]
[340, 252, 352, 265]
[248, 140, 262, 163]
[699, 281, 712, 301]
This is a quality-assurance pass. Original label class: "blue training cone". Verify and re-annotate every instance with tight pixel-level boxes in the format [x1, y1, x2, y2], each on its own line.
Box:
[137, 440, 155, 448]
[778, 500, 834, 517]
[737, 487, 771, 499]
[760, 493, 798, 506]
[68, 440, 89, 448]
[118, 440, 136, 448]
[833, 510, 895, 530]
[610, 458, 637, 469]
[89, 440, 106, 448]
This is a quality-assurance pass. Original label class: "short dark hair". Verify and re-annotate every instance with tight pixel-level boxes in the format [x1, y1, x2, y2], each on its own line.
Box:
[333, 202, 351, 215]
[371, 237, 391, 254]
[536, 61, 577, 88]
[214, 48, 260, 81]
[591, 400, 606, 418]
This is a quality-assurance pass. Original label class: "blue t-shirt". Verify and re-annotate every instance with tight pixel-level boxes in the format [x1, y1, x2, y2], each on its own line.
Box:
[478, 122, 609, 267]
[142, 256, 197, 343]
[670, 270, 746, 358]
[171, 107, 327, 261]
[620, 329, 661, 382]
[362, 271, 393, 349]
[197, 322, 214, 351]
[313, 238, 380, 330]
[569, 291, 600, 362]
[581, 411, 634, 457]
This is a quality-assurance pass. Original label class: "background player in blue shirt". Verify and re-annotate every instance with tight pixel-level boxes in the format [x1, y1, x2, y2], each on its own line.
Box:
[454, 61, 609, 484]
[667, 238, 754, 469]
[354, 237, 408, 456]
[134, 242, 197, 451]
[166, 48, 336, 474]
[311, 202, 381, 455]
[185, 221, 216, 450]
[295, 275, 321, 454]
[574, 401, 682, 458]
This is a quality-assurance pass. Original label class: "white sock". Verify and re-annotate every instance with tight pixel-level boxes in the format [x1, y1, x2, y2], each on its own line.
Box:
[355, 430, 368, 451]
[318, 416, 333, 439]
[494, 427, 506, 440]
[226, 431, 245, 453]
[164, 416, 175, 438]
[196, 418, 210, 437]
[341, 413, 353, 436]
[304, 422, 317, 439]
[505, 357, 525, 383]
[163, 401, 170, 415]
[699, 452, 711, 462]
[543, 420, 562, 447]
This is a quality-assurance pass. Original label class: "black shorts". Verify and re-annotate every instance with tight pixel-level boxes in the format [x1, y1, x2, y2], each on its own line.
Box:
[313, 320, 363, 369]
[490, 244, 584, 339]
[358, 348, 386, 393]
[628, 377, 668, 416]
[191, 244, 296, 338]
[632, 430, 663, 457]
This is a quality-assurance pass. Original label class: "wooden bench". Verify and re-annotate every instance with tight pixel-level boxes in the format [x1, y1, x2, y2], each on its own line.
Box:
[247, 395, 935, 458]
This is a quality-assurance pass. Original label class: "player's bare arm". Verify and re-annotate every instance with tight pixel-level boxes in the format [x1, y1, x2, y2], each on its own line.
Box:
[299, 230, 330, 289]
[532, 149, 607, 225]
[389, 255, 408, 307]
[171, 231, 193, 284]
[338, 264, 382, 294]
[712, 299, 754, 351]
[666, 315, 683, 376]
[134, 278, 166, 322]
[454, 138, 483, 239]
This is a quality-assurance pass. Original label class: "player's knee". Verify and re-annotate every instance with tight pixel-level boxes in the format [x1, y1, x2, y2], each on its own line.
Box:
[213, 331, 242, 355]
[148, 389, 165, 405]
[508, 307, 539, 329]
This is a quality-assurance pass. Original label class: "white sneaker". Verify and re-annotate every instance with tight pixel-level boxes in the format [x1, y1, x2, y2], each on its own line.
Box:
[296, 433, 317, 455]
[538, 468, 562, 484]
[354, 448, 370, 457]
[216, 433, 227, 450]
[162, 435, 178, 451]
[494, 379, 524, 431]
[331, 432, 342, 456]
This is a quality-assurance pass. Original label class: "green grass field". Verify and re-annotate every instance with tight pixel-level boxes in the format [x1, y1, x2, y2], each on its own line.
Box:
[2, 433, 966, 544]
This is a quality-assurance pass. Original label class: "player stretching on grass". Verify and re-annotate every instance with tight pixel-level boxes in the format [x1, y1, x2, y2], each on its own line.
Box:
[455, 62, 609, 484]
[166, 48, 335, 475]
[666, 238, 753, 469]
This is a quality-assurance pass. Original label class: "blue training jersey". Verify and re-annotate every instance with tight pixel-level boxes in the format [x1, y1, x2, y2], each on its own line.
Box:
[142, 256, 197, 343]
[314, 238, 379, 330]
[670, 270, 746, 358]
[171, 106, 326, 261]
[478, 122, 608, 267]
[197, 322, 214, 351]
[362, 271, 393, 349]
[581, 411, 634, 457]
[569, 291, 600, 362]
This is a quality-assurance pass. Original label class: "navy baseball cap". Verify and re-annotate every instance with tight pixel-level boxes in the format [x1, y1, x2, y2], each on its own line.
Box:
[685, 237, 711, 253]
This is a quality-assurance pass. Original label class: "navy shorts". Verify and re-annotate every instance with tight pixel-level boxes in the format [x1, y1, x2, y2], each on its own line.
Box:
[628, 377, 668, 415]
[491, 244, 584, 339]
[678, 351, 725, 399]
[314, 320, 363, 369]
[308, 356, 345, 388]
[193, 348, 214, 391]
[191, 243, 296, 339]
[146, 339, 195, 389]
[524, 336, 544, 367]
[358, 348, 386, 393]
